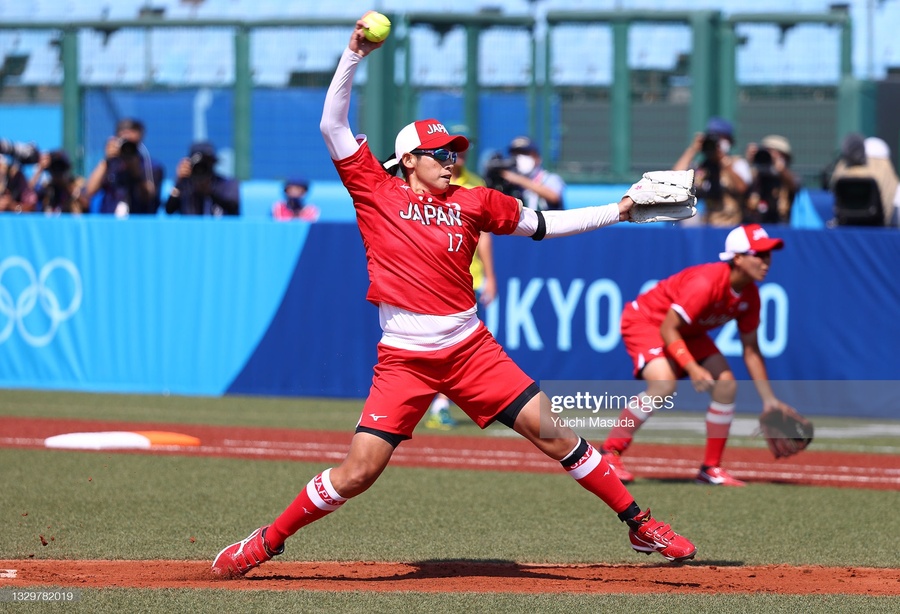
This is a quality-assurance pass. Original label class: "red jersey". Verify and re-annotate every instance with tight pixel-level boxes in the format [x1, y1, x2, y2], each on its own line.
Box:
[334, 143, 521, 315]
[633, 262, 760, 337]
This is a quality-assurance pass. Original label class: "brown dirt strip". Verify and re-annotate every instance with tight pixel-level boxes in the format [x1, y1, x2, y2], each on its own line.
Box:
[1, 560, 899, 595]
[1, 416, 898, 490]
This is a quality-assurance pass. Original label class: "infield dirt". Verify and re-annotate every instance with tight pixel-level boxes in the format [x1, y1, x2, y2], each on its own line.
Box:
[1, 559, 899, 595]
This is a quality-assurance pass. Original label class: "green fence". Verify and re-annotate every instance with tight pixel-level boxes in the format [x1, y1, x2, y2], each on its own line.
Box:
[0, 9, 871, 186]
[540, 9, 862, 184]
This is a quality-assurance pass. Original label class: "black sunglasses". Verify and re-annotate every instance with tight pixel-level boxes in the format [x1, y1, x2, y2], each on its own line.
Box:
[411, 148, 458, 163]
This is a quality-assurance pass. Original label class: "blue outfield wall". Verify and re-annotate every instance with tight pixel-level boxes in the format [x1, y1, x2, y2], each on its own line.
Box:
[0, 217, 898, 417]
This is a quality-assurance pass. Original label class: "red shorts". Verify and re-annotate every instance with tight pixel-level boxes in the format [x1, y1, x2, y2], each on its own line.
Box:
[358, 323, 535, 439]
[620, 302, 720, 378]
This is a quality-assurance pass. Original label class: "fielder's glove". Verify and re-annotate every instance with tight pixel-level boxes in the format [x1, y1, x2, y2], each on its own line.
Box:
[758, 406, 814, 459]
[626, 170, 698, 224]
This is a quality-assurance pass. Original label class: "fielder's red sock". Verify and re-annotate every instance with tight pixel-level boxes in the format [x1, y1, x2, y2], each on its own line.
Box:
[561, 438, 634, 513]
[702, 401, 736, 467]
[265, 469, 347, 551]
[602, 394, 653, 454]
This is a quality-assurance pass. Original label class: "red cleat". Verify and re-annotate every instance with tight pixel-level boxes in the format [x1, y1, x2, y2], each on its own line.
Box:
[696, 466, 746, 487]
[601, 449, 634, 484]
[628, 509, 697, 562]
[211, 526, 282, 578]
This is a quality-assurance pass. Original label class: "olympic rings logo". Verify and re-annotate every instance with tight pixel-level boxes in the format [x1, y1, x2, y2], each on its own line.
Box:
[0, 256, 82, 347]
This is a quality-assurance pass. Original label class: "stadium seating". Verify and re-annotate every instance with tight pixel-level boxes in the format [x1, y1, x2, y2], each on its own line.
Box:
[0, 1, 856, 86]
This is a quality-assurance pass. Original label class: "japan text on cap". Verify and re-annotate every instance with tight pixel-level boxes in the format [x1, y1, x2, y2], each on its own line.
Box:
[719, 224, 785, 261]
[385, 119, 470, 169]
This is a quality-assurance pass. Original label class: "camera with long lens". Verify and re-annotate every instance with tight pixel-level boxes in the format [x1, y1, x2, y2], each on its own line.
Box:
[47, 151, 72, 175]
[118, 139, 139, 157]
[189, 152, 215, 178]
[752, 148, 780, 188]
[0, 138, 40, 165]
[701, 133, 721, 158]
[750, 147, 782, 221]
[483, 153, 524, 199]
[752, 147, 774, 171]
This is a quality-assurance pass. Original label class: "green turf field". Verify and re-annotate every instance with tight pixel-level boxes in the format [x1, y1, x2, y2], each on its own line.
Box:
[1, 390, 898, 613]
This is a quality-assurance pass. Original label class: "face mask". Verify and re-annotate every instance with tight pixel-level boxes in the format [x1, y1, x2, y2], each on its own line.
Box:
[719, 139, 732, 155]
[515, 154, 536, 175]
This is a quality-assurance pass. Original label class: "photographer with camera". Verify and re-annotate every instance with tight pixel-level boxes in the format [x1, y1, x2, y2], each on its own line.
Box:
[0, 138, 39, 213]
[29, 150, 87, 215]
[85, 118, 163, 216]
[674, 117, 750, 227]
[826, 134, 899, 227]
[484, 136, 565, 211]
[165, 141, 240, 216]
[743, 135, 799, 225]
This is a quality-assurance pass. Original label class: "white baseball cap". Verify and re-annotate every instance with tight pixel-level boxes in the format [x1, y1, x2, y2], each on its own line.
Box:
[719, 224, 785, 261]
[864, 137, 891, 160]
[384, 119, 469, 169]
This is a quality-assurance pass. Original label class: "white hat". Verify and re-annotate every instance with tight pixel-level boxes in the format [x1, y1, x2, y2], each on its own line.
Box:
[761, 135, 792, 157]
[864, 137, 891, 160]
[719, 224, 785, 261]
[384, 119, 470, 169]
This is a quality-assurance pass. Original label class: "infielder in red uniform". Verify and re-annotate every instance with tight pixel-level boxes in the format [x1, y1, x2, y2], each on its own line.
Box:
[211, 16, 697, 577]
[601, 224, 793, 486]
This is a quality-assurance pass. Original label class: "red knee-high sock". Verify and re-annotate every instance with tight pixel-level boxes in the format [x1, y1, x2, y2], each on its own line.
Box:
[602, 394, 653, 454]
[702, 401, 735, 467]
[265, 469, 347, 551]
[562, 438, 634, 513]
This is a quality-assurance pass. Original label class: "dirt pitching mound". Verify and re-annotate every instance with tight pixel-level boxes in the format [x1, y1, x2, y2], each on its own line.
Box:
[2, 559, 899, 595]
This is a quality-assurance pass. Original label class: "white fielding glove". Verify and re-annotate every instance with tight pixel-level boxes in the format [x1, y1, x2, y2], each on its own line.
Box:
[625, 170, 698, 223]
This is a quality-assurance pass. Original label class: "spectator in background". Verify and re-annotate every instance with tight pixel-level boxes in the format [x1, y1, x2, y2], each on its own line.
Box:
[85, 118, 164, 217]
[861, 137, 899, 226]
[272, 177, 320, 222]
[425, 124, 498, 430]
[825, 132, 900, 226]
[0, 149, 37, 213]
[29, 150, 87, 215]
[827, 132, 868, 183]
[165, 141, 240, 217]
[674, 117, 751, 227]
[499, 136, 565, 211]
[743, 135, 800, 225]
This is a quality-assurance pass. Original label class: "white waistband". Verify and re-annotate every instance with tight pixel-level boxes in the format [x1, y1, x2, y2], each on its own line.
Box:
[378, 303, 480, 351]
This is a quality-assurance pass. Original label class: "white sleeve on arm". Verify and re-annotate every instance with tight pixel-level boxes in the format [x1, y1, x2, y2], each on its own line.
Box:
[320, 48, 363, 161]
[512, 204, 620, 238]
